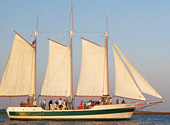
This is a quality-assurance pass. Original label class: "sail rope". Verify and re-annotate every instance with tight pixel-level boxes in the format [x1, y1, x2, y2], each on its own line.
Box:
[39, 7, 68, 32]
[135, 102, 162, 111]
[39, 3, 70, 16]
[109, 18, 162, 96]
[75, 15, 105, 32]
[74, 2, 105, 15]
[38, 2, 106, 35]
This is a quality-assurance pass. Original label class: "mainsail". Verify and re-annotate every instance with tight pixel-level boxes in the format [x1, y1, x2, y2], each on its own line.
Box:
[41, 39, 71, 97]
[0, 31, 35, 96]
[112, 45, 146, 101]
[113, 43, 162, 99]
[76, 38, 107, 97]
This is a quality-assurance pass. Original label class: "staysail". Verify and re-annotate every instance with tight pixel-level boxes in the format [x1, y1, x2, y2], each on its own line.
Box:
[76, 38, 107, 97]
[112, 46, 146, 101]
[0, 31, 35, 96]
[113, 43, 162, 99]
[41, 39, 71, 97]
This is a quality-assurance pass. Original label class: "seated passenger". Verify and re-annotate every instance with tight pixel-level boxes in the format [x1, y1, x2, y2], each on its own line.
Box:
[116, 99, 120, 104]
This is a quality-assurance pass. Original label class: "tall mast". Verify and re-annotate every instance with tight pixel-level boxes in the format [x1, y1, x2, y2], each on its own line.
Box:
[105, 13, 109, 95]
[34, 15, 39, 101]
[70, 2, 73, 100]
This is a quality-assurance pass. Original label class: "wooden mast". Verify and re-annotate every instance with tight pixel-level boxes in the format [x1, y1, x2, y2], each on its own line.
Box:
[70, 2, 73, 101]
[34, 15, 39, 101]
[105, 13, 109, 95]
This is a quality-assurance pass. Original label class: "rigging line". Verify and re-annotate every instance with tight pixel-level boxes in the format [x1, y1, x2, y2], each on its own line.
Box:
[73, 2, 105, 15]
[109, 16, 126, 40]
[76, 14, 106, 31]
[39, 31, 104, 37]
[133, 57, 161, 95]
[109, 35, 160, 95]
[39, 3, 70, 16]
[61, 32, 70, 42]
[109, 16, 160, 90]
[135, 102, 162, 111]
[74, 31, 104, 34]
[39, 31, 69, 33]
[39, 6, 69, 32]
[147, 103, 162, 111]
[96, 33, 105, 45]
[109, 37, 117, 47]
[135, 104, 153, 111]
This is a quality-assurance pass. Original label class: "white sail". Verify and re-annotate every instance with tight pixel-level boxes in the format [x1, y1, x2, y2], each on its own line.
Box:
[112, 46, 146, 101]
[0, 32, 35, 96]
[113, 43, 162, 99]
[76, 38, 107, 97]
[41, 39, 71, 97]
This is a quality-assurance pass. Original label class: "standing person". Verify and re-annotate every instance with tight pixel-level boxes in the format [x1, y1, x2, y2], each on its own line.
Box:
[27, 96, 30, 104]
[109, 97, 113, 105]
[59, 98, 63, 110]
[33, 99, 37, 107]
[63, 100, 67, 110]
[55, 100, 58, 110]
[80, 100, 82, 106]
[66, 99, 69, 110]
[42, 99, 46, 110]
[70, 99, 73, 110]
[48, 99, 53, 110]
[29, 97, 33, 106]
[83, 101, 86, 109]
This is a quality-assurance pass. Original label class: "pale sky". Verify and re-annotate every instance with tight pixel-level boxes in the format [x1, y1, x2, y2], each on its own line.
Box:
[0, 0, 170, 111]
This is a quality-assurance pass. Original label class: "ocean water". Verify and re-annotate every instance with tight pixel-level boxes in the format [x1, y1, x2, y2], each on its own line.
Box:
[0, 114, 170, 125]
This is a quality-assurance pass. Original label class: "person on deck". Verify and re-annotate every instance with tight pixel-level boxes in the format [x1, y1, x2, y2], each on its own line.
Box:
[59, 98, 63, 110]
[96, 100, 100, 105]
[70, 99, 73, 110]
[63, 100, 67, 110]
[27, 96, 30, 104]
[66, 99, 69, 110]
[80, 100, 82, 106]
[109, 97, 113, 105]
[122, 99, 125, 104]
[83, 101, 86, 109]
[53, 100, 58, 110]
[116, 99, 120, 104]
[42, 99, 46, 110]
[48, 99, 53, 110]
[33, 99, 37, 107]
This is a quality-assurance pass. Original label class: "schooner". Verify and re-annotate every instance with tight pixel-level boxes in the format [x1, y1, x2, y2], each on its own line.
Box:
[0, 3, 165, 120]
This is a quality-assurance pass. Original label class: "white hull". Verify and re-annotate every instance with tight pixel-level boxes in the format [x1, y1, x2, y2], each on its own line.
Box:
[7, 103, 136, 120]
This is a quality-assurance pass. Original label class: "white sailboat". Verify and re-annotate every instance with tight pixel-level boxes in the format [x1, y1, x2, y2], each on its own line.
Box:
[0, 3, 165, 120]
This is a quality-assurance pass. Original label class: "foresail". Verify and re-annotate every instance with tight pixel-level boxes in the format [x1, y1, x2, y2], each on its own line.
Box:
[112, 46, 146, 101]
[113, 43, 162, 99]
[76, 38, 107, 97]
[41, 39, 71, 97]
[0, 32, 35, 96]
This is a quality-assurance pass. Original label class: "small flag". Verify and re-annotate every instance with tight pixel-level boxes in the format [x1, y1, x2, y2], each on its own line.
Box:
[31, 40, 36, 48]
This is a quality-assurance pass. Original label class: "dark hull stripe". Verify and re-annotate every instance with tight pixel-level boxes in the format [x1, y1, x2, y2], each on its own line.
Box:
[9, 108, 135, 116]
[10, 118, 131, 121]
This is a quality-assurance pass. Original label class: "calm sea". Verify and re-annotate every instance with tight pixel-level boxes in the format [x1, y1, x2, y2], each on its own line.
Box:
[0, 114, 170, 125]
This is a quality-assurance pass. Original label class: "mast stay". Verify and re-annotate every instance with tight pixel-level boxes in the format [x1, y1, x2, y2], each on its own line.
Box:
[70, 1, 73, 101]
[33, 14, 39, 101]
